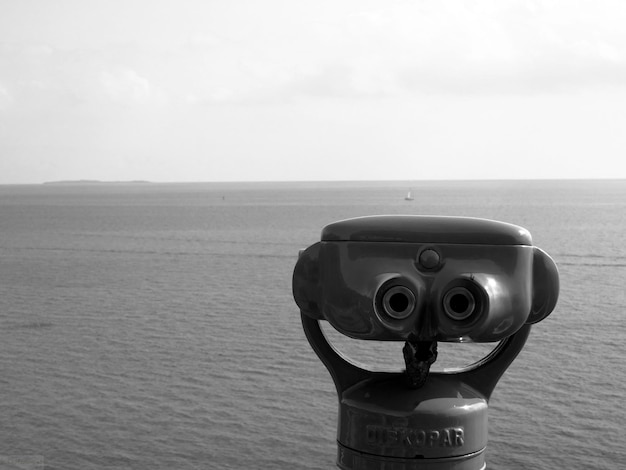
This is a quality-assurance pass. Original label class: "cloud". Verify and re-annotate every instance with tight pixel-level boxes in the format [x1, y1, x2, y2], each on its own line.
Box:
[100, 67, 166, 105]
[279, 0, 626, 97]
[0, 43, 171, 110]
[1, 0, 625, 111]
[160, 0, 625, 103]
[0, 81, 12, 109]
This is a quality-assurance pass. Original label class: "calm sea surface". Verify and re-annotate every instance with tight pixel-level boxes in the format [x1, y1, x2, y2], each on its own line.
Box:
[0, 180, 624, 469]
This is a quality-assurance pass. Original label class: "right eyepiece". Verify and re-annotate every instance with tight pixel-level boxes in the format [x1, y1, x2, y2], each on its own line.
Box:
[443, 286, 477, 321]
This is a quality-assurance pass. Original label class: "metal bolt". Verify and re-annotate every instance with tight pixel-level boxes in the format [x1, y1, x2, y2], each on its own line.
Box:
[419, 249, 440, 269]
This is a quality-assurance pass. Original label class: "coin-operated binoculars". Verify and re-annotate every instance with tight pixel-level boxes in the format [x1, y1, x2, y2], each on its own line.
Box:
[293, 216, 559, 470]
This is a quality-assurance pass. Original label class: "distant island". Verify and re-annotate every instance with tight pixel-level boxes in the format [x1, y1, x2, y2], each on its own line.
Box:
[43, 180, 152, 185]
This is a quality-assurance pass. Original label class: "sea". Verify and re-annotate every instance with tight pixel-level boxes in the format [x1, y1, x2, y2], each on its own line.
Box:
[0, 179, 624, 470]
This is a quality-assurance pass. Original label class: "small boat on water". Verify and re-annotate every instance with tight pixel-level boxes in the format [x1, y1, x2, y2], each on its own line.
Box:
[404, 191, 414, 201]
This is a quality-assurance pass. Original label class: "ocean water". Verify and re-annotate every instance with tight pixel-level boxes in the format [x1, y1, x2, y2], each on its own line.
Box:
[0, 179, 624, 470]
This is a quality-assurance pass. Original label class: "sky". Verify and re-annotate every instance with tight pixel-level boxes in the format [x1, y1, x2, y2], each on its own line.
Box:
[1, 0, 625, 184]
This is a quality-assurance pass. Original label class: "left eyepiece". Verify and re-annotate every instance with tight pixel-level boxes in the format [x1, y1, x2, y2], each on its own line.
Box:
[381, 286, 416, 319]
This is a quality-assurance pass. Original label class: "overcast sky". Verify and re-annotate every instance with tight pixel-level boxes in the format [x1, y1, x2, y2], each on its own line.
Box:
[1, 0, 625, 184]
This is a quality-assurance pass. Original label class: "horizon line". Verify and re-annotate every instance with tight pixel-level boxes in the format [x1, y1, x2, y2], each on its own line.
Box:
[0, 176, 625, 186]
[33, 176, 626, 185]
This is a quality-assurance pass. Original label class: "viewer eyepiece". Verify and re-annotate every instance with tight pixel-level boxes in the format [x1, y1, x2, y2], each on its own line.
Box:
[443, 286, 476, 321]
[381, 285, 416, 319]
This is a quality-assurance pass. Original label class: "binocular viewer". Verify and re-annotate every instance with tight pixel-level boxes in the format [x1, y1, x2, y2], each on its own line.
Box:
[294, 215, 558, 343]
[293, 216, 559, 469]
